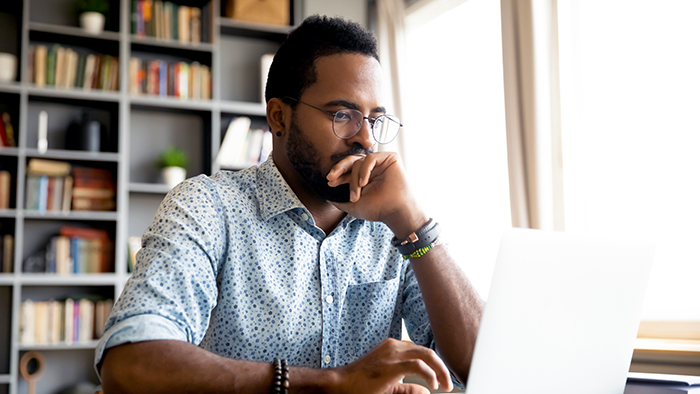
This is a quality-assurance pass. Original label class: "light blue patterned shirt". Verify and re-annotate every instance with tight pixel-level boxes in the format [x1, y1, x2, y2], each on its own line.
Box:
[94, 156, 438, 376]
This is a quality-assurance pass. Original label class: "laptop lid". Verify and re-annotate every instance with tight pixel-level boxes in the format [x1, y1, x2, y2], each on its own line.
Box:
[462, 228, 655, 394]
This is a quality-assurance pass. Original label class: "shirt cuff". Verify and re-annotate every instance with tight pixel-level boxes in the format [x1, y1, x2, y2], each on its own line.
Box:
[93, 314, 189, 380]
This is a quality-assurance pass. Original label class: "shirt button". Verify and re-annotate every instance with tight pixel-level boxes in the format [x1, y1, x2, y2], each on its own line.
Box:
[324, 355, 331, 364]
[301, 213, 309, 221]
[325, 295, 333, 304]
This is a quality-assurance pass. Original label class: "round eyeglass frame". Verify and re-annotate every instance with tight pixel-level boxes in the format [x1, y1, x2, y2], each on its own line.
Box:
[283, 96, 402, 144]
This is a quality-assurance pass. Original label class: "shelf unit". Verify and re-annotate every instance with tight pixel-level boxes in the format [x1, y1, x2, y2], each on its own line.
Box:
[0, 0, 371, 393]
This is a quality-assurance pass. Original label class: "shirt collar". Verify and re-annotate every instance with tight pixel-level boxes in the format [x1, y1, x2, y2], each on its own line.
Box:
[255, 157, 360, 227]
[256, 156, 308, 221]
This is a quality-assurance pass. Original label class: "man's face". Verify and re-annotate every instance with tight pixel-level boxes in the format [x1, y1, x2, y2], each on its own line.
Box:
[285, 53, 385, 202]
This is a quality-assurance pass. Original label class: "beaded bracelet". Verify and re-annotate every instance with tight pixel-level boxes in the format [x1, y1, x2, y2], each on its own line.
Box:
[271, 358, 289, 394]
[402, 238, 442, 260]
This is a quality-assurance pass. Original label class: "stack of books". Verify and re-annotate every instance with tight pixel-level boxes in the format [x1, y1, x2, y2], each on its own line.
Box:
[44, 226, 114, 275]
[129, 57, 211, 99]
[0, 111, 16, 147]
[71, 166, 116, 212]
[131, 0, 213, 44]
[19, 297, 114, 345]
[24, 159, 73, 214]
[28, 44, 119, 91]
[24, 160, 116, 213]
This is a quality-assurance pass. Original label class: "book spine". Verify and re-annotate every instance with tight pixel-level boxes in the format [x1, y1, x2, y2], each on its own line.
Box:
[159, 60, 167, 96]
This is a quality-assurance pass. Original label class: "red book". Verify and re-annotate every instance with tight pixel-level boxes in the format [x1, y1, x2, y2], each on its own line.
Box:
[46, 177, 55, 211]
[173, 62, 180, 97]
[59, 226, 109, 241]
[0, 119, 8, 147]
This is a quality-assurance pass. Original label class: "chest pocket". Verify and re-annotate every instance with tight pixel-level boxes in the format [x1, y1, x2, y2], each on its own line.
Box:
[338, 275, 401, 358]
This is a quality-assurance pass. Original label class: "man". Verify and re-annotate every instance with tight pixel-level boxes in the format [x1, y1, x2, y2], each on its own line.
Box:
[97, 15, 483, 394]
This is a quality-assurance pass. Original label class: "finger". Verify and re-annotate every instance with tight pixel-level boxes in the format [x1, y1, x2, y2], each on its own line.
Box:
[357, 154, 379, 188]
[393, 359, 439, 391]
[349, 159, 365, 202]
[402, 347, 453, 392]
[327, 154, 366, 181]
[390, 383, 432, 394]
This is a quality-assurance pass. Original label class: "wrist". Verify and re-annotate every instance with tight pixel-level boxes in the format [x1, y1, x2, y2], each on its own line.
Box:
[384, 207, 429, 241]
[288, 366, 341, 394]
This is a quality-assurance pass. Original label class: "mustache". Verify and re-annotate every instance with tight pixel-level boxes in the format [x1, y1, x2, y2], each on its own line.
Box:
[330, 143, 374, 162]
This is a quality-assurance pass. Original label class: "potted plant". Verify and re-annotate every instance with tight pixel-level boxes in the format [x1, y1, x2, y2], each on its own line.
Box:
[75, 0, 109, 35]
[157, 146, 188, 188]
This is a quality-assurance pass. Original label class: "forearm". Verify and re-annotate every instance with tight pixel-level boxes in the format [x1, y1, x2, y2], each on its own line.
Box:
[408, 245, 484, 385]
[101, 340, 338, 394]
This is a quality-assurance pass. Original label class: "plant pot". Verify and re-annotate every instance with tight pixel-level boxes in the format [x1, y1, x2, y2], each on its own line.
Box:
[0, 53, 17, 82]
[80, 12, 105, 35]
[162, 166, 186, 189]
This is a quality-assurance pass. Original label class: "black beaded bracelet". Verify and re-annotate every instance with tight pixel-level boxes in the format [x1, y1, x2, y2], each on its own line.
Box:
[271, 358, 289, 394]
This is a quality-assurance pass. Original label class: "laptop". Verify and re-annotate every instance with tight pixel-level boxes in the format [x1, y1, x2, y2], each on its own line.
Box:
[439, 228, 655, 394]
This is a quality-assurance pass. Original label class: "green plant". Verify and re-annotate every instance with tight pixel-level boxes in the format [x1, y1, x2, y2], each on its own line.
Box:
[75, 0, 110, 15]
[157, 146, 189, 169]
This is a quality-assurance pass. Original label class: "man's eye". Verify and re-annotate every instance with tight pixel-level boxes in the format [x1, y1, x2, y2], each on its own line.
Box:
[335, 111, 353, 121]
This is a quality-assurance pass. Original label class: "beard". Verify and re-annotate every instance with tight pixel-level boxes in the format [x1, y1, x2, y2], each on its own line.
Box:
[286, 117, 372, 203]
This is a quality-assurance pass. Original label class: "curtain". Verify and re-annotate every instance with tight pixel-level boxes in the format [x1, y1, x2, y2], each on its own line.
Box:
[500, 0, 564, 230]
[376, 0, 408, 156]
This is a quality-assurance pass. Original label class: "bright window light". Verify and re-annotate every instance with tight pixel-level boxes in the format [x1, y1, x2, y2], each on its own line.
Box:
[403, 0, 511, 298]
[558, 0, 700, 320]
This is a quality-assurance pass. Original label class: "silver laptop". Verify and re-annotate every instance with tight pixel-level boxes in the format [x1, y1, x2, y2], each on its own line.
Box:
[442, 228, 655, 394]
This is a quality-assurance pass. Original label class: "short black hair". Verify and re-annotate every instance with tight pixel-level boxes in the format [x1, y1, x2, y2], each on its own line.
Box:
[264, 15, 379, 105]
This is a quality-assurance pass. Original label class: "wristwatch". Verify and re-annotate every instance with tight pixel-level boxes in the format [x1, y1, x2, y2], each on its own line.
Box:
[391, 218, 442, 256]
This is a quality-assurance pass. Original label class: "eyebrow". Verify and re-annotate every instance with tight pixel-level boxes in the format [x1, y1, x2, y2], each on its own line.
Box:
[324, 100, 386, 114]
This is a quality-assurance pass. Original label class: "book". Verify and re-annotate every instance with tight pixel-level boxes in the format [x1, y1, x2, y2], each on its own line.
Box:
[178, 6, 189, 44]
[20, 299, 35, 345]
[62, 176, 73, 212]
[83, 54, 96, 90]
[131, 0, 138, 34]
[2, 234, 13, 273]
[2, 112, 16, 147]
[143, 0, 152, 37]
[46, 44, 58, 86]
[34, 301, 47, 344]
[64, 297, 74, 345]
[56, 235, 71, 275]
[55, 46, 66, 88]
[0, 118, 8, 146]
[79, 298, 94, 342]
[37, 176, 48, 214]
[35, 45, 47, 87]
[28, 159, 71, 177]
[0, 170, 10, 209]
[190, 7, 200, 44]
[48, 300, 62, 344]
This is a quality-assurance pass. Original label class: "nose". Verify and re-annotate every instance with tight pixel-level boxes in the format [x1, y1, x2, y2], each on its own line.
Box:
[347, 117, 375, 150]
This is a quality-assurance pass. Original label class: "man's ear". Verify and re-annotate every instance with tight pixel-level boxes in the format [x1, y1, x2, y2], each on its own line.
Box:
[266, 98, 289, 136]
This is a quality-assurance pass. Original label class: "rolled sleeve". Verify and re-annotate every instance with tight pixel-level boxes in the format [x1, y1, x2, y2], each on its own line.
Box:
[94, 314, 188, 378]
[94, 175, 227, 378]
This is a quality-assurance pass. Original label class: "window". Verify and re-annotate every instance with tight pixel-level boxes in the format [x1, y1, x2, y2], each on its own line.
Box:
[557, 0, 700, 322]
[403, 0, 511, 298]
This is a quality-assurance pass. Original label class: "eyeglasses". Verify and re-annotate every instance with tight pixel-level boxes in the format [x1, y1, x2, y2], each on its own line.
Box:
[284, 96, 402, 144]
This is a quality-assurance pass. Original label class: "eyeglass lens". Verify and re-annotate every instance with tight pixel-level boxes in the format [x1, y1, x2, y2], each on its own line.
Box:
[333, 110, 400, 144]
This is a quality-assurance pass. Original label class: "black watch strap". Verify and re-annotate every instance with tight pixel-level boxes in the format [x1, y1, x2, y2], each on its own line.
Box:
[391, 218, 442, 255]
